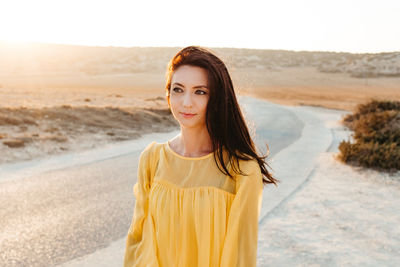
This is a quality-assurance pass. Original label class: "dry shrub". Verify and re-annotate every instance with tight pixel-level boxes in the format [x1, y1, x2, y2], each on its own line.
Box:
[338, 99, 400, 172]
[3, 139, 26, 148]
[0, 109, 38, 126]
[41, 135, 68, 143]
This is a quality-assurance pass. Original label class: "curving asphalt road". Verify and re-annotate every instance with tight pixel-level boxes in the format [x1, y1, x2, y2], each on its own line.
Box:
[0, 96, 348, 266]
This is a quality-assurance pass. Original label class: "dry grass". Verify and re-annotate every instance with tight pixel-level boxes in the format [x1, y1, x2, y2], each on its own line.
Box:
[338, 99, 400, 172]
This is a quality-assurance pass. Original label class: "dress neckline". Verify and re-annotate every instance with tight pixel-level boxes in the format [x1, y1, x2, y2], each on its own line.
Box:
[166, 141, 214, 160]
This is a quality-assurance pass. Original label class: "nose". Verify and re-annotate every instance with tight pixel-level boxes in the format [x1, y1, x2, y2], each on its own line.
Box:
[182, 91, 193, 108]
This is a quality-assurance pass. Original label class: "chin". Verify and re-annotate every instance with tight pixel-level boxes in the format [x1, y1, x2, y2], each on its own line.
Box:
[178, 120, 205, 129]
[179, 122, 200, 129]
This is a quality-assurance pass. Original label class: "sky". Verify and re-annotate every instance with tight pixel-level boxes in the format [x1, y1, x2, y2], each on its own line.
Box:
[0, 0, 399, 53]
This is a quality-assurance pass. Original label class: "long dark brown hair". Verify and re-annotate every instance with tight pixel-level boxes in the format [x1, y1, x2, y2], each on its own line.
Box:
[165, 46, 278, 186]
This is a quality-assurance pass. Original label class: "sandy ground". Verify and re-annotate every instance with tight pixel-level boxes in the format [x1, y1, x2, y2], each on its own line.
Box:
[1, 67, 399, 111]
[234, 67, 400, 111]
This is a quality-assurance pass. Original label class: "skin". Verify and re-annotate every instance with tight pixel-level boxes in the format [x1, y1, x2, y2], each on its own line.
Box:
[168, 65, 214, 157]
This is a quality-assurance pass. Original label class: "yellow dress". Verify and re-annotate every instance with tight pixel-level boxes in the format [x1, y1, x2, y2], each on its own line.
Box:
[124, 141, 264, 267]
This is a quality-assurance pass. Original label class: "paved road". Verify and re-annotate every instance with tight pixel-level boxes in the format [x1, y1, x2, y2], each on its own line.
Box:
[0, 96, 308, 266]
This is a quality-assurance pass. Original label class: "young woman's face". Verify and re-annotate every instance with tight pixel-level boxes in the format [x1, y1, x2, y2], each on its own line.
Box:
[169, 65, 210, 130]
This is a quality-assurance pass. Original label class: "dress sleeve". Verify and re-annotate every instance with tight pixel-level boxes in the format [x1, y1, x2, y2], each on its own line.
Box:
[220, 159, 264, 267]
[124, 142, 159, 267]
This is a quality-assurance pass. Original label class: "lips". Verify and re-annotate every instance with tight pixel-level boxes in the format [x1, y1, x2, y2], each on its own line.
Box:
[180, 112, 196, 118]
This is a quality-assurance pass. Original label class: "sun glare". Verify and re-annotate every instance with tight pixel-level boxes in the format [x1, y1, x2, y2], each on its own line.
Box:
[0, 0, 399, 52]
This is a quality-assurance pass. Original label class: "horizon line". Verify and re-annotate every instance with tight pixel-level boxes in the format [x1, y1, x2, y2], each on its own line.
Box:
[1, 39, 399, 55]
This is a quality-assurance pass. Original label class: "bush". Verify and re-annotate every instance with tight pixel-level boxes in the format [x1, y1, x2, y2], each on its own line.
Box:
[338, 99, 400, 172]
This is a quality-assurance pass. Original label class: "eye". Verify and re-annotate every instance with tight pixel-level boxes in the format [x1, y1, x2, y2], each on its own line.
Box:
[172, 87, 183, 93]
[195, 90, 207, 95]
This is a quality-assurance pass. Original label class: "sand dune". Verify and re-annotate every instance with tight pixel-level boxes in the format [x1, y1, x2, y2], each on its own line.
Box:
[1, 42, 399, 77]
[1, 43, 399, 112]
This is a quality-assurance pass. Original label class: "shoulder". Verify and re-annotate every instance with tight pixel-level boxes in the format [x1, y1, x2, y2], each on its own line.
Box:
[233, 157, 261, 175]
[140, 141, 156, 158]
[233, 158, 263, 188]
[139, 141, 163, 165]
[140, 141, 163, 157]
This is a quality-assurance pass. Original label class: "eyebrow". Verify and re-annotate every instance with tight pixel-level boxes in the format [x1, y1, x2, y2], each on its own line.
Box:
[172, 82, 208, 89]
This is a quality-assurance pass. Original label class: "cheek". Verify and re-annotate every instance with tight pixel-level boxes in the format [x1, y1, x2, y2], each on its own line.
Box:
[169, 96, 180, 116]
[199, 97, 209, 112]
[170, 95, 179, 105]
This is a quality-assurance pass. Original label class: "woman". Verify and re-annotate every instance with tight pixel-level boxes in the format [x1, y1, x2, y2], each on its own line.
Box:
[124, 46, 277, 267]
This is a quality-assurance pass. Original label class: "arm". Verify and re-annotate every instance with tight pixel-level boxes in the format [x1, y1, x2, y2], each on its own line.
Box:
[124, 142, 159, 267]
[220, 159, 264, 267]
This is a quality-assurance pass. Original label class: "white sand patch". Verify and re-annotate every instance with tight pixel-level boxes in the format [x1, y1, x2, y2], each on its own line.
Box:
[257, 110, 400, 266]
[247, 97, 352, 223]
[258, 151, 400, 266]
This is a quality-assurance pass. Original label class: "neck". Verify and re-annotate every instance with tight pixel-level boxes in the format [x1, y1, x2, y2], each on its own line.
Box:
[177, 126, 213, 157]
